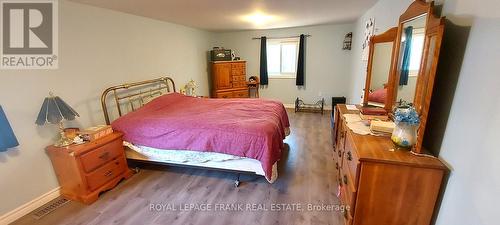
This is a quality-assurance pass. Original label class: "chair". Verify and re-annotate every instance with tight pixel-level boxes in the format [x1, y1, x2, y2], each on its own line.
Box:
[247, 76, 260, 98]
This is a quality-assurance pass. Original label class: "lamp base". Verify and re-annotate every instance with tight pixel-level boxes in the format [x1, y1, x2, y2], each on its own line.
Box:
[54, 123, 74, 147]
[54, 135, 74, 147]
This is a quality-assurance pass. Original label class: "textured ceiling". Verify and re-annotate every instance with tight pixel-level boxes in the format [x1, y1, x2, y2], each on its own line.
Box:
[69, 0, 378, 31]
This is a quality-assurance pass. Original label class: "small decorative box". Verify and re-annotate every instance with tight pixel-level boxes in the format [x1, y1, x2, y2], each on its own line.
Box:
[79, 125, 113, 141]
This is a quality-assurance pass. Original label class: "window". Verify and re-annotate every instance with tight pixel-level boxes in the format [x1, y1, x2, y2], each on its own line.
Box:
[267, 38, 299, 78]
[408, 29, 425, 76]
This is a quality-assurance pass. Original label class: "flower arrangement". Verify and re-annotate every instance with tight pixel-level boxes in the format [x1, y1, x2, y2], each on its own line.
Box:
[391, 103, 420, 148]
[393, 104, 420, 125]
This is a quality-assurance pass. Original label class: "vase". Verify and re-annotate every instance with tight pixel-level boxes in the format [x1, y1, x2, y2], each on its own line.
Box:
[391, 121, 418, 148]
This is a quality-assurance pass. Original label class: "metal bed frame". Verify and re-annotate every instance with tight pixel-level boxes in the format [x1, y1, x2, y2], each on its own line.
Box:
[101, 77, 256, 187]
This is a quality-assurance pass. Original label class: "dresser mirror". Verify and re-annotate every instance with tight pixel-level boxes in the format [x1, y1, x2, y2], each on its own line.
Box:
[388, 0, 445, 153]
[395, 16, 426, 104]
[363, 27, 398, 110]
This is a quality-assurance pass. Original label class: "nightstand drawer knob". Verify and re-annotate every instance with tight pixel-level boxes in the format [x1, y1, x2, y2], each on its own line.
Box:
[99, 152, 110, 160]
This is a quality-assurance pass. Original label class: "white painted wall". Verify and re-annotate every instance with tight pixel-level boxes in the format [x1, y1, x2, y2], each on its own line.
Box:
[350, 0, 500, 224]
[0, 0, 212, 216]
[212, 24, 353, 105]
[434, 0, 500, 224]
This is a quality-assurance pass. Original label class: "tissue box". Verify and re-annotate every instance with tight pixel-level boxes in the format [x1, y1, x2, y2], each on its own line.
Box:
[79, 125, 113, 141]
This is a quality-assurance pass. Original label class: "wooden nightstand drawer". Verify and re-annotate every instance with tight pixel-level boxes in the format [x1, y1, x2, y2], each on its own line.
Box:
[86, 157, 127, 191]
[80, 138, 123, 173]
[46, 132, 133, 204]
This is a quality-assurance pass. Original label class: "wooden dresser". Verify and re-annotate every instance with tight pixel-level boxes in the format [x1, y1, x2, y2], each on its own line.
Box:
[210, 61, 249, 98]
[332, 104, 448, 225]
[46, 132, 133, 204]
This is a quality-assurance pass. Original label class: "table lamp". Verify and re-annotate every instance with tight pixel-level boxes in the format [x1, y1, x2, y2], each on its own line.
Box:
[0, 105, 19, 152]
[35, 92, 80, 147]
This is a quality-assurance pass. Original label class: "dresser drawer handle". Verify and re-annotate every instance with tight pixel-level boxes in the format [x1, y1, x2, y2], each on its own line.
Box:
[104, 171, 113, 177]
[347, 151, 353, 161]
[343, 175, 348, 185]
[338, 150, 342, 158]
[99, 152, 110, 160]
[335, 162, 339, 170]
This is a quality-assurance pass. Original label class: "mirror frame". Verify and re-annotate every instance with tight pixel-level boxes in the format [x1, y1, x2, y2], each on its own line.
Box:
[363, 27, 398, 111]
[388, 0, 445, 154]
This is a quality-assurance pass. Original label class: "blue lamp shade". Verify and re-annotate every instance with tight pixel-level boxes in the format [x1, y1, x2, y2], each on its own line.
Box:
[0, 106, 19, 152]
[35, 95, 79, 126]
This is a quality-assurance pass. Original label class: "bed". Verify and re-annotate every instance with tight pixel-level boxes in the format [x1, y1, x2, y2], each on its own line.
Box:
[101, 77, 290, 186]
[368, 87, 387, 107]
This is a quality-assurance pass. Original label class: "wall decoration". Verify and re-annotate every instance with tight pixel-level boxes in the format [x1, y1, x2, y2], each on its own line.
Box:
[343, 32, 353, 50]
[362, 18, 375, 60]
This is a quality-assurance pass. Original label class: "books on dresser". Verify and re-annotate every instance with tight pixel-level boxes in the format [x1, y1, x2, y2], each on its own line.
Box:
[370, 120, 395, 134]
[360, 106, 389, 121]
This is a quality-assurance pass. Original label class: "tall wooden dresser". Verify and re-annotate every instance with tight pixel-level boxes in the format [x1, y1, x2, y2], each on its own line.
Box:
[210, 61, 249, 98]
[332, 104, 448, 225]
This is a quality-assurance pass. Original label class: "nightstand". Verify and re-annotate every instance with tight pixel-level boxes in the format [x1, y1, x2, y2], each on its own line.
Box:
[46, 132, 133, 204]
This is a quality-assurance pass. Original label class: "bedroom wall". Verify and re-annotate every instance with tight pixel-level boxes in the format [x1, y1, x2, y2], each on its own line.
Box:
[212, 24, 353, 105]
[350, 0, 500, 224]
[0, 0, 212, 216]
[432, 0, 499, 224]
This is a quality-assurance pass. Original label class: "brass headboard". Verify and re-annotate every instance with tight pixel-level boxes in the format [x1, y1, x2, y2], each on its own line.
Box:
[101, 77, 176, 125]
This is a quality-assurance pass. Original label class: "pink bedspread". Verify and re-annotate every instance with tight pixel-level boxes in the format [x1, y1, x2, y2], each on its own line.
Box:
[369, 88, 387, 104]
[111, 93, 290, 180]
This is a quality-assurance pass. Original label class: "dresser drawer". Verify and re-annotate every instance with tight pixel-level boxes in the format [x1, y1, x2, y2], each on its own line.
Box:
[233, 81, 247, 88]
[232, 75, 246, 81]
[231, 66, 245, 75]
[216, 91, 234, 98]
[80, 138, 124, 173]
[343, 210, 353, 225]
[339, 183, 354, 225]
[335, 123, 346, 168]
[341, 170, 356, 203]
[85, 157, 126, 191]
[344, 132, 360, 184]
[233, 90, 249, 98]
[231, 62, 246, 69]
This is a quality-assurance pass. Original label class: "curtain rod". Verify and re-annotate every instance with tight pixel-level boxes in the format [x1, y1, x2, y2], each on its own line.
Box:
[251, 34, 311, 40]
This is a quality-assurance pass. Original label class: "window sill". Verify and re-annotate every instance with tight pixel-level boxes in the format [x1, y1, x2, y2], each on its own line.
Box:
[269, 76, 296, 79]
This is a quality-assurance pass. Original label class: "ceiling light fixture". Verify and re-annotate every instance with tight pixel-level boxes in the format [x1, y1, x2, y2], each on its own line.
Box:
[241, 11, 278, 26]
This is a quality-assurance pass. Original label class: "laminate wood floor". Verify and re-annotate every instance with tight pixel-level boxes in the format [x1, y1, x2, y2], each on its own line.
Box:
[12, 109, 343, 225]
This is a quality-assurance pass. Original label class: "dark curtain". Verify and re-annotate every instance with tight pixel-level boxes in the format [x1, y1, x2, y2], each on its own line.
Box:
[259, 36, 268, 85]
[296, 34, 305, 86]
[399, 26, 413, 86]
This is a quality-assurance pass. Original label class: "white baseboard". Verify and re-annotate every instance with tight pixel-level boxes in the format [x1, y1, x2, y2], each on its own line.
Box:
[0, 187, 61, 225]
